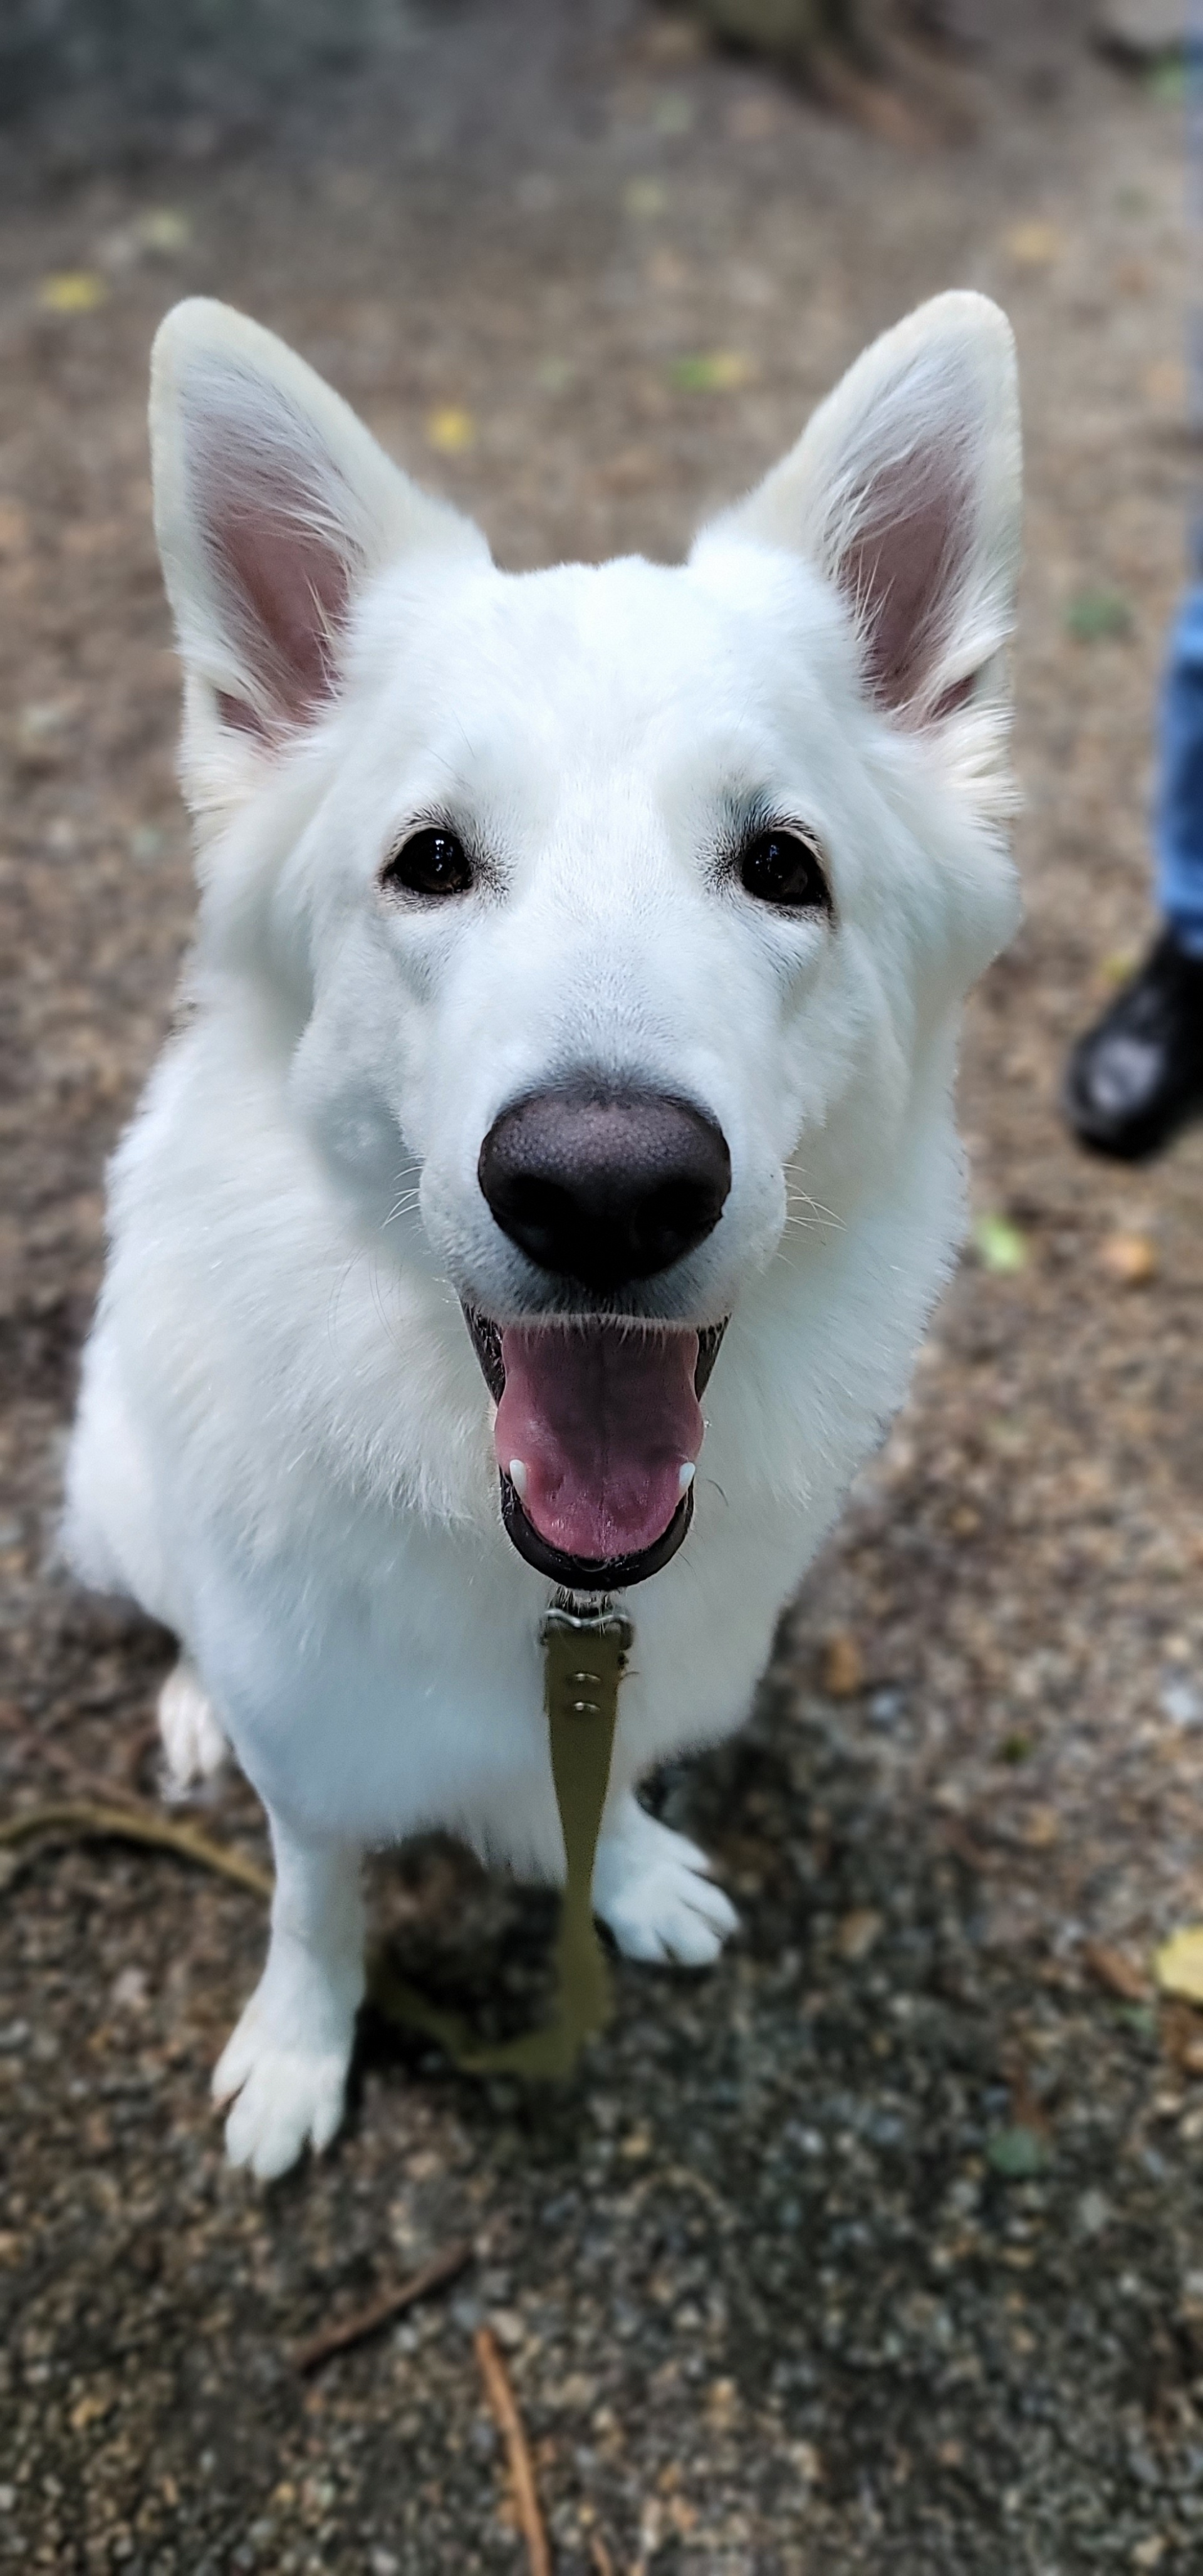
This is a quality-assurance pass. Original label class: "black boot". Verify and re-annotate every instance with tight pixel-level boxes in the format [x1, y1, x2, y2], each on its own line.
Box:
[1063, 929, 1203, 1161]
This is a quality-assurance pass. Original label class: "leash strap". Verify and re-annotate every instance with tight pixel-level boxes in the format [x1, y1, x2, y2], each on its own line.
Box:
[368, 1595, 632, 2080]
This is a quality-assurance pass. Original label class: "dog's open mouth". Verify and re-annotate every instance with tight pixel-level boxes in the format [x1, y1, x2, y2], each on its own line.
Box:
[464, 1309, 726, 1590]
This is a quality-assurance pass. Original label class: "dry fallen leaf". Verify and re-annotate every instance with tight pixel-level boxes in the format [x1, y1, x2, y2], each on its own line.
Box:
[821, 1632, 864, 1697]
[1160, 2000, 1203, 2078]
[1100, 1231, 1157, 1286]
[1083, 1940, 1150, 2003]
[1006, 219, 1064, 267]
[1155, 1927, 1203, 2006]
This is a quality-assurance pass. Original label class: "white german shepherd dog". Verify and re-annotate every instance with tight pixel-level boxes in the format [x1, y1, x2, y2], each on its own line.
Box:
[65, 290, 1021, 2177]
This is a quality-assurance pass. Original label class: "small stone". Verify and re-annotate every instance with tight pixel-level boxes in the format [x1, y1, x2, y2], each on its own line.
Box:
[821, 1632, 864, 1697]
[836, 1908, 883, 1963]
[1077, 2188, 1110, 2237]
[1160, 1679, 1201, 1729]
[868, 1687, 904, 1728]
[1130, 2536, 1169, 2571]
[110, 1966, 148, 2011]
[1100, 1231, 1157, 1285]
[986, 2126, 1048, 2179]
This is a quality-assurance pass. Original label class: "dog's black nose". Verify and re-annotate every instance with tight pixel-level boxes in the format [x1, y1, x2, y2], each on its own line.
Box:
[478, 1085, 731, 1290]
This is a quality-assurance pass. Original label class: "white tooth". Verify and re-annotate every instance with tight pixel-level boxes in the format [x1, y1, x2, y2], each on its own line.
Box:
[508, 1459, 529, 1501]
[678, 1461, 696, 1492]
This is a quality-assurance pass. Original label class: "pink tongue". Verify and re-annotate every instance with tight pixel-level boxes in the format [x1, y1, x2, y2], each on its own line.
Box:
[495, 1323, 702, 1563]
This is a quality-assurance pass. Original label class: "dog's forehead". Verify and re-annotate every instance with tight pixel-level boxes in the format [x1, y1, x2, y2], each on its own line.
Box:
[367, 547, 840, 768]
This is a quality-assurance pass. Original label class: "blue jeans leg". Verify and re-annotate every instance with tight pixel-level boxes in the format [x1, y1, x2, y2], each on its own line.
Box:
[1155, 585, 1203, 957]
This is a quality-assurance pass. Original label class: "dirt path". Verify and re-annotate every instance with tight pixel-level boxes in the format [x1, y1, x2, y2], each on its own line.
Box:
[3, 9, 1203, 2571]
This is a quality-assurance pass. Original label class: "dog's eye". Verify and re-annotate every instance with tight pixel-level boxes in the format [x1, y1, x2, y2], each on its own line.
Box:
[739, 828, 830, 912]
[382, 828, 473, 899]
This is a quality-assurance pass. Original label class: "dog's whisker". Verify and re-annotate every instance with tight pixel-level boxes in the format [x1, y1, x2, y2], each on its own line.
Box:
[382, 1189, 423, 1229]
[325, 1254, 363, 1347]
[784, 1186, 845, 1231]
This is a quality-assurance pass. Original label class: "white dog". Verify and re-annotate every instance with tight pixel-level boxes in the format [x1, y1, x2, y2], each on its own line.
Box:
[65, 289, 1021, 2178]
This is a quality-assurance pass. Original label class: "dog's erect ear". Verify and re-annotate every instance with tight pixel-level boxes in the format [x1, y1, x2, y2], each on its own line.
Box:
[697, 291, 1021, 727]
[150, 299, 487, 795]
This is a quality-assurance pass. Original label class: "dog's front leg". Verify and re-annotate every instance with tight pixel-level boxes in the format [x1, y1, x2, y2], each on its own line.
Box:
[213, 1813, 365, 2180]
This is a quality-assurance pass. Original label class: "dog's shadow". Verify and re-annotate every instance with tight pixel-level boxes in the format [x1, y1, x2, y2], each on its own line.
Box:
[350, 1651, 833, 2107]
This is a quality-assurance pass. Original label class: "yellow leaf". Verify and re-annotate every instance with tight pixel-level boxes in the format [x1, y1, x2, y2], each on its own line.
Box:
[1005, 221, 1063, 268]
[38, 271, 108, 315]
[1155, 1926, 1203, 2005]
[425, 406, 476, 456]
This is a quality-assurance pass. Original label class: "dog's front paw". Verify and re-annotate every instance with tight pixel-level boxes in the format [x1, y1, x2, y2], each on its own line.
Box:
[213, 1993, 354, 2181]
[593, 1800, 739, 1967]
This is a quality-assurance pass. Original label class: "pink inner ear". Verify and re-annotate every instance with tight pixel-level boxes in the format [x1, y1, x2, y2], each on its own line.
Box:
[208, 494, 350, 731]
[840, 472, 971, 714]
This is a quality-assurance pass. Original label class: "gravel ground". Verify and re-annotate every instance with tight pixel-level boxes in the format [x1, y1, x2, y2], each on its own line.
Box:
[3, 7, 1203, 2570]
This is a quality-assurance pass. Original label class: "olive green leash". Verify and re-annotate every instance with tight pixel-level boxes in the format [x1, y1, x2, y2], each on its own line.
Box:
[368, 1595, 632, 2080]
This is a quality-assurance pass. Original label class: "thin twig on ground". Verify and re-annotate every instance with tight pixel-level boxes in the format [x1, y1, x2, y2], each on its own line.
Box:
[291, 2240, 473, 2372]
[474, 2323, 552, 2576]
[588, 2537, 615, 2575]
[0, 1800, 273, 1899]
